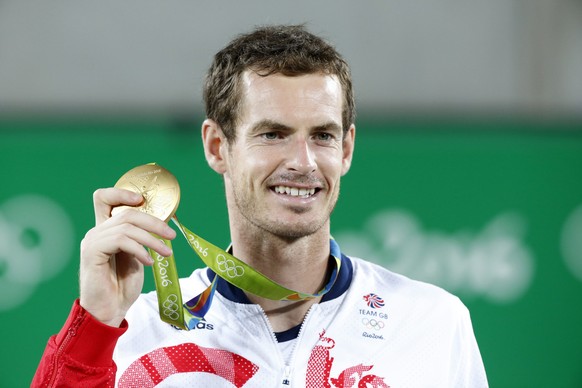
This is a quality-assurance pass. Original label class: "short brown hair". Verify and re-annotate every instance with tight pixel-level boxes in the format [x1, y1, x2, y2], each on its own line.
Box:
[203, 25, 355, 142]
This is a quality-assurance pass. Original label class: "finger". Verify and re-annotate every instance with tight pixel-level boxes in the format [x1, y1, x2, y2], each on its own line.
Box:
[93, 188, 143, 225]
[81, 230, 147, 268]
[84, 225, 168, 267]
[107, 234, 158, 266]
[102, 213, 175, 260]
[111, 209, 176, 241]
[112, 223, 174, 260]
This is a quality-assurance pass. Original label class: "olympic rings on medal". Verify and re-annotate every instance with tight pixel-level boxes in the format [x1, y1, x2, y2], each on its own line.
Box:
[362, 318, 385, 330]
[216, 254, 244, 278]
[162, 294, 180, 321]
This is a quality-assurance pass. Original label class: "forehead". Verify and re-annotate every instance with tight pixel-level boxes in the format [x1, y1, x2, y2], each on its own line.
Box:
[238, 71, 343, 127]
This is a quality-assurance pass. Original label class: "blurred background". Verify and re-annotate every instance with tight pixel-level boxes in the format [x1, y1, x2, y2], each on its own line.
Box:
[1, 1, 581, 387]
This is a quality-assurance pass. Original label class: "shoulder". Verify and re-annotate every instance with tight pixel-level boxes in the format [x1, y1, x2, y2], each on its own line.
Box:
[347, 256, 468, 316]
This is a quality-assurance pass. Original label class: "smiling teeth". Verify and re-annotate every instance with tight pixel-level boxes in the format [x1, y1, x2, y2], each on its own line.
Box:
[274, 186, 316, 197]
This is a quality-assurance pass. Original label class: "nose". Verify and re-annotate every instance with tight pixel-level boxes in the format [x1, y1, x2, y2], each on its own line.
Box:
[286, 137, 317, 174]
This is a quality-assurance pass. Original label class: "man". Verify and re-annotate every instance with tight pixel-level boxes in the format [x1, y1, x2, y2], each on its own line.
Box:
[33, 25, 487, 387]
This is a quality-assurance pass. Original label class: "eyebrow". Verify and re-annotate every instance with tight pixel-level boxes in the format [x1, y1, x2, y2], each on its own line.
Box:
[249, 119, 343, 135]
[312, 122, 343, 135]
[249, 120, 292, 134]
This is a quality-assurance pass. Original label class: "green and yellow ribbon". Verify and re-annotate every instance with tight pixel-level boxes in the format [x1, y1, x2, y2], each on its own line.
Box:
[147, 216, 342, 331]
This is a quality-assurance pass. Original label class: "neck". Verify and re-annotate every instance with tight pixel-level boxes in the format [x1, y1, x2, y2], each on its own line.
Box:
[232, 229, 331, 293]
[230, 222, 332, 332]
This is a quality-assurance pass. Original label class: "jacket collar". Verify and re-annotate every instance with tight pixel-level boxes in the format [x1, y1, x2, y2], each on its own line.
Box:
[206, 241, 353, 304]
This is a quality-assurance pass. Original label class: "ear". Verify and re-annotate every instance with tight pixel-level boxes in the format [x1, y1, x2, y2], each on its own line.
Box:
[341, 124, 356, 176]
[202, 119, 228, 174]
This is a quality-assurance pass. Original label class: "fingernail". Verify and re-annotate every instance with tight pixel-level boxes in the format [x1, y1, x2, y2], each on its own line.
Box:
[146, 255, 154, 265]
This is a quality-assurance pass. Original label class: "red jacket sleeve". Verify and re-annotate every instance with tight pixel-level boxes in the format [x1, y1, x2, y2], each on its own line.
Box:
[31, 299, 128, 388]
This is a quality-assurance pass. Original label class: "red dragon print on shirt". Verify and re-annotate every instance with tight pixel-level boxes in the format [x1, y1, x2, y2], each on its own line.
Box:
[305, 330, 389, 388]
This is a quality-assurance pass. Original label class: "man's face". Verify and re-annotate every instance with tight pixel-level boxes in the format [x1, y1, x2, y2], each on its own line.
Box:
[222, 71, 355, 239]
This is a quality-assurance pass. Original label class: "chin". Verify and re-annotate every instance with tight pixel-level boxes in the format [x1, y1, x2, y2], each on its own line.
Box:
[262, 218, 327, 240]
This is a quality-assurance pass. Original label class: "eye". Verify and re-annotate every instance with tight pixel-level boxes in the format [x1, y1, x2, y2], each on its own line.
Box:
[314, 132, 334, 142]
[262, 132, 280, 140]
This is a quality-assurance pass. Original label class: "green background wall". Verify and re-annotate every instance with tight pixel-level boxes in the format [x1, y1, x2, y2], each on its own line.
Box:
[1, 117, 581, 387]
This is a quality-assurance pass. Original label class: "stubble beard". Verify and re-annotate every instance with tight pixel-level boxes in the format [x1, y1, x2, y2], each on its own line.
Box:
[232, 184, 339, 241]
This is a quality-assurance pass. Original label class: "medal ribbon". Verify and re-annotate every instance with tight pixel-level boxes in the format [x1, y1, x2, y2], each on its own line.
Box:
[147, 215, 342, 330]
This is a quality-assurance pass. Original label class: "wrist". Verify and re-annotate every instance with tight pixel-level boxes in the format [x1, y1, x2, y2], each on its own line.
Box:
[79, 298, 126, 328]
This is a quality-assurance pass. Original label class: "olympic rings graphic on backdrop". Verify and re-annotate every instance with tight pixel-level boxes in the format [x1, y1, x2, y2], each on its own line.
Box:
[216, 254, 244, 278]
[362, 318, 385, 331]
[162, 294, 180, 320]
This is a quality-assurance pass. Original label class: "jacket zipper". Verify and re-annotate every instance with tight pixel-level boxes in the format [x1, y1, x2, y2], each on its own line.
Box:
[258, 304, 317, 387]
[281, 365, 291, 386]
[283, 305, 316, 387]
[46, 313, 84, 387]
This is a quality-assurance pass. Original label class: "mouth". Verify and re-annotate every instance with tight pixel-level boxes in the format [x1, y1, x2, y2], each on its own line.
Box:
[272, 185, 319, 199]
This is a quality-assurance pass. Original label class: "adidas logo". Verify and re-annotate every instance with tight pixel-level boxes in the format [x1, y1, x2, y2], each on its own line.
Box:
[171, 320, 214, 331]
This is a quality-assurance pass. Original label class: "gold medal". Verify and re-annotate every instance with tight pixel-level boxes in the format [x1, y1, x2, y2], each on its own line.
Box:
[112, 163, 180, 222]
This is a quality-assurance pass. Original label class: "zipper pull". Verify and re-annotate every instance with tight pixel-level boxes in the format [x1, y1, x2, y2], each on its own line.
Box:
[282, 365, 291, 386]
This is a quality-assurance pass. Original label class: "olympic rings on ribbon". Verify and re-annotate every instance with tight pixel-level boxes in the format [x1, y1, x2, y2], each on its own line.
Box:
[362, 318, 385, 330]
[216, 254, 244, 278]
[162, 294, 180, 320]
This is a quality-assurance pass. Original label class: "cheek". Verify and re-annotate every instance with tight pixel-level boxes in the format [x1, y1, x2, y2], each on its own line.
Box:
[247, 149, 281, 175]
[319, 153, 345, 183]
[231, 150, 275, 188]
